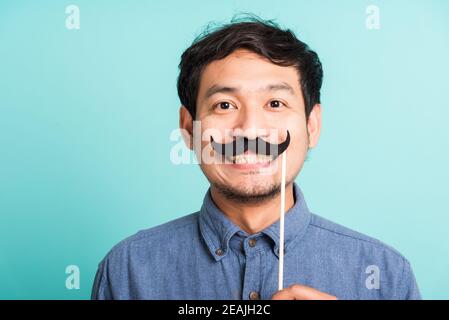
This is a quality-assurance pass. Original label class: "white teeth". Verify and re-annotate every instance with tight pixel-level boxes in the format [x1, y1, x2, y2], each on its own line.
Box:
[230, 154, 274, 164]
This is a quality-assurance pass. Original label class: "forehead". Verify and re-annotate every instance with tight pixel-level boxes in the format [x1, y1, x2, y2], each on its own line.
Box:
[197, 49, 302, 98]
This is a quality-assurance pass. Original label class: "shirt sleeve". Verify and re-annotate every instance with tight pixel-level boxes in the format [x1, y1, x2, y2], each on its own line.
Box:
[399, 258, 422, 300]
[91, 260, 113, 300]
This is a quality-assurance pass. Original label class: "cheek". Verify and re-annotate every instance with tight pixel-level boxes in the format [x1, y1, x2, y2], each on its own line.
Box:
[201, 115, 235, 131]
[293, 131, 309, 151]
[198, 118, 234, 145]
[284, 126, 309, 164]
[286, 120, 309, 147]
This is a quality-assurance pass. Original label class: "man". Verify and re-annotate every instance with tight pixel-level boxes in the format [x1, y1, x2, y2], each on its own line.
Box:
[91, 16, 421, 300]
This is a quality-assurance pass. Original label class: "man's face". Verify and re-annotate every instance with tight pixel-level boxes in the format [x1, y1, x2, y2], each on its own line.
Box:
[182, 49, 320, 202]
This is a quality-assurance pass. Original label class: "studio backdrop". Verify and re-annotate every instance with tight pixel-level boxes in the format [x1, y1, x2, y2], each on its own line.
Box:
[0, 0, 448, 299]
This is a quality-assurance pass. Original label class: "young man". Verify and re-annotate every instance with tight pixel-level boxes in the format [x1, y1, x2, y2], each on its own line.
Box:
[91, 17, 421, 300]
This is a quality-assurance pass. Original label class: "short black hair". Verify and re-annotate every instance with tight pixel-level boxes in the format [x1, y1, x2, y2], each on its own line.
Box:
[177, 14, 323, 121]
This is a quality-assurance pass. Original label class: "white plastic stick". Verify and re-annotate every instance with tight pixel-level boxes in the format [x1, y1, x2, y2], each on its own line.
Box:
[278, 150, 287, 291]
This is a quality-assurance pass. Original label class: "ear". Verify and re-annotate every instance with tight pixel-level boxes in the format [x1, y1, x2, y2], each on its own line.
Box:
[179, 105, 194, 150]
[307, 104, 322, 149]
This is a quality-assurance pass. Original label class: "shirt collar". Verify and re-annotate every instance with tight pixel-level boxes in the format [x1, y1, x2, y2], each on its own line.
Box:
[198, 182, 312, 261]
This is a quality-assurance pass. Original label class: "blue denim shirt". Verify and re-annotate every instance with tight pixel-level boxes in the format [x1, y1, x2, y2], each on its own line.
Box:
[91, 183, 421, 300]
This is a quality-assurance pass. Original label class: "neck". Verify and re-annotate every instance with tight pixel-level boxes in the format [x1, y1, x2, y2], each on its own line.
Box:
[210, 183, 295, 234]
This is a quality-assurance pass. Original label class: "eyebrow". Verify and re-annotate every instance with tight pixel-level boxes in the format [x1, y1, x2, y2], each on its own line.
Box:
[204, 82, 296, 99]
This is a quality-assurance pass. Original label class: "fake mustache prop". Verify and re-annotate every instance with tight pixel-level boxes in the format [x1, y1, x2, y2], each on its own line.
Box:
[210, 130, 290, 159]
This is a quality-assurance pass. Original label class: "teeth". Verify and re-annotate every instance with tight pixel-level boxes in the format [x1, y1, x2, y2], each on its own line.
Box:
[230, 154, 274, 164]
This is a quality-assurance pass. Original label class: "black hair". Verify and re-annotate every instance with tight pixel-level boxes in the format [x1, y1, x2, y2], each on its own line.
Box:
[177, 14, 323, 121]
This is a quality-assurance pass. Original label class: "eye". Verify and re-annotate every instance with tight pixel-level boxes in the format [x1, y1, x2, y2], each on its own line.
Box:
[214, 101, 236, 111]
[268, 100, 285, 109]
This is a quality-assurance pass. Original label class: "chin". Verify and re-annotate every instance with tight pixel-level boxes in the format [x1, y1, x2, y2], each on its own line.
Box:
[214, 180, 281, 203]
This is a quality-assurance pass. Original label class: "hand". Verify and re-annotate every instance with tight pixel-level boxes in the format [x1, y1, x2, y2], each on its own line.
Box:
[271, 284, 338, 300]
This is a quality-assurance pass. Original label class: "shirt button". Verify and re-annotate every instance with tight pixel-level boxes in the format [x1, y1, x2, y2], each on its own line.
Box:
[215, 248, 224, 256]
[249, 291, 260, 300]
[248, 238, 257, 247]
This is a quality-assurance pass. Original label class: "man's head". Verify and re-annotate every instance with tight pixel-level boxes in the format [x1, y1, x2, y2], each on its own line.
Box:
[178, 16, 323, 203]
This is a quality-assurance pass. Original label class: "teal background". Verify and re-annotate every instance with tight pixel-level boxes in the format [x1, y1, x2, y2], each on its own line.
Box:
[0, 0, 448, 299]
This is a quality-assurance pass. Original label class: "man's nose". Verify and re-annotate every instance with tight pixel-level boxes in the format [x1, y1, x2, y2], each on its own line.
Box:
[233, 104, 269, 140]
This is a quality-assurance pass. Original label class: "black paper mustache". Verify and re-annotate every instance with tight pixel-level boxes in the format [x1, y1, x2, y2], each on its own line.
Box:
[210, 130, 290, 158]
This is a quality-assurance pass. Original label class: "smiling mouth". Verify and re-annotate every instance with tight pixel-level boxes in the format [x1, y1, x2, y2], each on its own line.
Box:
[226, 153, 275, 165]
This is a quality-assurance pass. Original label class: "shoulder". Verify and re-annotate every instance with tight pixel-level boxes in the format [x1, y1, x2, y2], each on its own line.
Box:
[91, 212, 200, 299]
[307, 213, 409, 263]
[304, 213, 420, 299]
[100, 212, 200, 264]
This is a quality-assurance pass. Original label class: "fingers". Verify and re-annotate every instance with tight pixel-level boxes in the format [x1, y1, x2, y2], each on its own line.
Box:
[271, 284, 338, 300]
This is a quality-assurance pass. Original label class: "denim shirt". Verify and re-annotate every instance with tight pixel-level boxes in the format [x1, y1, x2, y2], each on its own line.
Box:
[91, 183, 421, 300]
